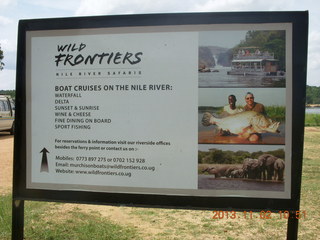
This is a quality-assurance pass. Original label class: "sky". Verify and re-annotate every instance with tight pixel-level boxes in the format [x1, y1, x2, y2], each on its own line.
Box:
[0, 0, 319, 90]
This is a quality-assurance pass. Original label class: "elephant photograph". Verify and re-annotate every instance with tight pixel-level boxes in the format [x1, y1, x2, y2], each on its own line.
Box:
[198, 145, 286, 191]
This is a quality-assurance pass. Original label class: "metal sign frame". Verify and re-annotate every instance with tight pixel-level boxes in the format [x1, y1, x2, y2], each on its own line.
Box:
[13, 11, 308, 239]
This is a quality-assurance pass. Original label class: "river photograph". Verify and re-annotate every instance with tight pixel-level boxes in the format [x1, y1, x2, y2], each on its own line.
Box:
[198, 176, 284, 191]
[199, 69, 286, 88]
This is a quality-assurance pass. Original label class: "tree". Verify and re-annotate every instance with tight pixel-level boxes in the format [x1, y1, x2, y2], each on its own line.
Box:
[233, 30, 286, 70]
[0, 90, 15, 99]
[0, 44, 4, 70]
[306, 85, 320, 104]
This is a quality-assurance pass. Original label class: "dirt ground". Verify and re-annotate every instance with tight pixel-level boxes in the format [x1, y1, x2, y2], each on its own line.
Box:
[0, 132, 13, 194]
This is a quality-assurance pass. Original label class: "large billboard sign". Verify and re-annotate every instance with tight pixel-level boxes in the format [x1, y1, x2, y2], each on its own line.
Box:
[14, 12, 308, 210]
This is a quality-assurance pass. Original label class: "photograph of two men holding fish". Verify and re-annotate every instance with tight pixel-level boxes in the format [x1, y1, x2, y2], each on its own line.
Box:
[197, 26, 290, 197]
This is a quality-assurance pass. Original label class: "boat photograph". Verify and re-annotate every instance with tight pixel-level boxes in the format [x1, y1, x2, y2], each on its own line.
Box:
[198, 30, 287, 88]
[227, 47, 284, 77]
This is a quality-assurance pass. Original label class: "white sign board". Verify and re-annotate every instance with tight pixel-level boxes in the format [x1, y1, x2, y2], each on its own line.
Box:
[25, 23, 293, 199]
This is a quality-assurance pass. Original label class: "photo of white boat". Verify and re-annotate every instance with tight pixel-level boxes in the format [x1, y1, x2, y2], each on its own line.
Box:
[227, 47, 284, 77]
[198, 30, 287, 88]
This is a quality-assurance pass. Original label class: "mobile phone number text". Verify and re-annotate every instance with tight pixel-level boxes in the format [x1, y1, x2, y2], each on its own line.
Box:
[75, 156, 146, 163]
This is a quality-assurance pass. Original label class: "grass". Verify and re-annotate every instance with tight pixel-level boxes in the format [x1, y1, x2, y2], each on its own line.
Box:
[0, 196, 138, 240]
[26, 209, 137, 239]
[298, 127, 320, 239]
[305, 113, 320, 126]
[265, 105, 286, 121]
[0, 195, 11, 239]
[1, 127, 320, 239]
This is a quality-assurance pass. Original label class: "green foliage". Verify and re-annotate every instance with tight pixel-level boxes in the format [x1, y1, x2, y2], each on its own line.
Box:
[198, 106, 223, 112]
[266, 149, 285, 159]
[0, 90, 15, 99]
[306, 85, 320, 104]
[235, 30, 286, 70]
[265, 105, 286, 122]
[0, 44, 4, 70]
[198, 148, 285, 164]
[305, 113, 320, 126]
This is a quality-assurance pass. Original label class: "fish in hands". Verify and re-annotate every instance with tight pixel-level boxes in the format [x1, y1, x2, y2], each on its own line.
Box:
[202, 111, 280, 140]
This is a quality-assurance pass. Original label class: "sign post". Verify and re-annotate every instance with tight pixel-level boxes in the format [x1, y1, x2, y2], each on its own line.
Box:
[12, 200, 24, 240]
[13, 11, 308, 239]
[287, 211, 300, 240]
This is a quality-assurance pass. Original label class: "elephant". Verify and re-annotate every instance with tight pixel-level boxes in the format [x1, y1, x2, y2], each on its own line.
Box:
[225, 166, 242, 178]
[230, 169, 244, 178]
[242, 158, 261, 179]
[274, 158, 285, 181]
[258, 154, 278, 180]
[202, 167, 221, 178]
[202, 165, 234, 178]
